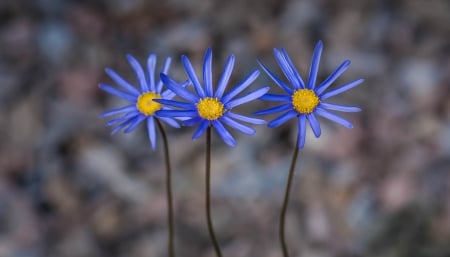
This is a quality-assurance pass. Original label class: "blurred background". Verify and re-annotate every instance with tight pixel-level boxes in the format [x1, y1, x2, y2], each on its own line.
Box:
[1, 0, 449, 256]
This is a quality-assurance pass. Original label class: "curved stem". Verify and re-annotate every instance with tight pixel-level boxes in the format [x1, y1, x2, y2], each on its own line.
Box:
[206, 127, 223, 257]
[156, 119, 175, 257]
[279, 138, 300, 257]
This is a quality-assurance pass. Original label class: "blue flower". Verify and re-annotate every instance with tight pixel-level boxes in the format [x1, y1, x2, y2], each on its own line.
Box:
[99, 54, 187, 150]
[255, 41, 364, 148]
[155, 48, 269, 147]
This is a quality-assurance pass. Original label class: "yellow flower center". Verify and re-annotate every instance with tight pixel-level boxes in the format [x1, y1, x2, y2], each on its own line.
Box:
[197, 97, 225, 120]
[292, 89, 320, 114]
[136, 92, 162, 115]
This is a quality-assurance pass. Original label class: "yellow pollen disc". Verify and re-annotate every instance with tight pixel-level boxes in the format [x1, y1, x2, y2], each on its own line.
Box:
[197, 97, 225, 120]
[292, 89, 320, 114]
[136, 92, 162, 115]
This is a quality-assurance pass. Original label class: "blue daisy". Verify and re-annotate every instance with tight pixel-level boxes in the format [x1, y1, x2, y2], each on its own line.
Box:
[155, 48, 269, 147]
[255, 41, 364, 148]
[99, 54, 187, 150]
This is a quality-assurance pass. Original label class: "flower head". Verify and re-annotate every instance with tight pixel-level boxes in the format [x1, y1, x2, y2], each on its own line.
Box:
[99, 54, 187, 150]
[255, 41, 364, 148]
[156, 48, 269, 147]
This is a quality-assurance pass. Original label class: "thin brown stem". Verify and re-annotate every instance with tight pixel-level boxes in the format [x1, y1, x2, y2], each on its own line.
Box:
[206, 127, 223, 257]
[279, 138, 300, 257]
[156, 119, 175, 257]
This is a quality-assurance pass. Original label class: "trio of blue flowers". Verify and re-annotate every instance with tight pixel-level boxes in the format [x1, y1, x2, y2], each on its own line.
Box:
[100, 41, 363, 149]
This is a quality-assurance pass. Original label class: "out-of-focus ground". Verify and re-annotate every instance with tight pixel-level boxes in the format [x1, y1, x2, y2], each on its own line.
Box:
[0, 0, 449, 256]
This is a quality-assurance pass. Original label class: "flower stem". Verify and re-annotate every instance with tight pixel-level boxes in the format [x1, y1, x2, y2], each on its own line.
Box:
[279, 138, 300, 257]
[206, 127, 223, 257]
[156, 119, 175, 257]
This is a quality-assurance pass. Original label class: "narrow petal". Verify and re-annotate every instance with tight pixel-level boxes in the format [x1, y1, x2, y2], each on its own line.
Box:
[154, 99, 196, 109]
[106, 111, 139, 126]
[183, 116, 203, 126]
[253, 103, 292, 115]
[320, 79, 364, 100]
[212, 120, 236, 147]
[307, 41, 323, 89]
[221, 115, 255, 135]
[100, 105, 136, 118]
[160, 73, 199, 102]
[319, 102, 361, 112]
[259, 93, 291, 102]
[307, 113, 321, 137]
[110, 118, 134, 135]
[221, 69, 260, 104]
[161, 79, 190, 99]
[105, 68, 140, 96]
[315, 60, 351, 95]
[258, 61, 293, 94]
[99, 83, 137, 102]
[124, 114, 146, 133]
[315, 107, 353, 128]
[157, 57, 172, 92]
[192, 120, 209, 139]
[297, 115, 306, 148]
[225, 86, 270, 109]
[267, 110, 297, 128]
[156, 109, 198, 118]
[181, 55, 205, 98]
[127, 54, 148, 92]
[158, 117, 180, 128]
[147, 54, 156, 91]
[227, 112, 266, 125]
[147, 117, 157, 150]
[203, 48, 213, 96]
[280, 48, 306, 89]
[214, 54, 235, 98]
[274, 48, 301, 89]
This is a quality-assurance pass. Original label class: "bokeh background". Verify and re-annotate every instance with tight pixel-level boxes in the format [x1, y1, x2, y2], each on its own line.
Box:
[1, 0, 450, 256]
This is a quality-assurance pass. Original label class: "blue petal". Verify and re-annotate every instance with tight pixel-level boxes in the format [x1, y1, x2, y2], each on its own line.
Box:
[154, 99, 196, 109]
[227, 112, 266, 125]
[147, 54, 157, 91]
[315, 60, 351, 95]
[105, 68, 140, 96]
[280, 48, 306, 89]
[319, 102, 361, 112]
[259, 93, 291, 102]
[192, 120, 209, 139]
[127, 54, 149, 92]
[212, 120, 236, 147]
[297, 115, 306, 148]
[274, 48, 301, 89]
[221, 115, 255, 135]
[320, 78, 364, 100]
[258, 61, 293, 94]
[156, 109, 198, 118]
[183, 116, 203, 126]
[267, 110, 297, 128]
[147, 116, 157, 150]
[100, 105, 136, 118]
[253, 103, 292, 115]
[124, 114, 146, 133]
[225, 86, 270, 109]
[159, 117, 180, 128]
[221, 69, 260, 104]
[161, 80, 190, 99]
[160, 73, 199, 103]
[110, 118, 134, 135]
[99, 83, 137, 102]
[307, 113, 321, 137]
[181, 55, 205, 98]
[307, 41, 323, 89]
[214, 54, 235, 98]
[157, 57, 172, 92]
[106, 111, 139, 126]
[315, 107, 353, 128]
[203, 48, 213, 97]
